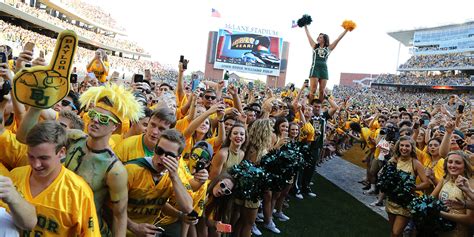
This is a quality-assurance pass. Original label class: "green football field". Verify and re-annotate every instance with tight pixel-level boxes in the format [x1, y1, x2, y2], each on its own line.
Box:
[256, 174, 390, 237]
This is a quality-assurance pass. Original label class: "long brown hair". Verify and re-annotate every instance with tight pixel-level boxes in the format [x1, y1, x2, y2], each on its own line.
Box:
[205, 172, 236, 221]
[394, 136, 417, 159]
[222, 122, 247, 149]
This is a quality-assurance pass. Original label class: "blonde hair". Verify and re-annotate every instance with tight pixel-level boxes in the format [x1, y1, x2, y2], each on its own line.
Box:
[246, 119, 274, 163]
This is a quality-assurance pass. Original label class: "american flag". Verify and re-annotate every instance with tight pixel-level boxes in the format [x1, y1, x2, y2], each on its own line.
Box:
[211, 8, 221, 18]
[291, 20, 298, 28]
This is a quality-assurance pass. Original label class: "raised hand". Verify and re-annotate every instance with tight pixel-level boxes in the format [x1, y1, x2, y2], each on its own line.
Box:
[13, 30, 78, 109]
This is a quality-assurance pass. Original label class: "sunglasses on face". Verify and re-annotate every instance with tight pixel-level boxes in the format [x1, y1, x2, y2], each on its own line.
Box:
[61, 100, 77, 110]
[204, 95, 217, 100]
[88, 109, 119, 125]
[155, 146, 178, 159]
[219, 181, 232, 195]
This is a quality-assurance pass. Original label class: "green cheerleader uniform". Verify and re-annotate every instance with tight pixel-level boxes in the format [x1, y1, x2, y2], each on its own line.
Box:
[309, 46, 331, 79]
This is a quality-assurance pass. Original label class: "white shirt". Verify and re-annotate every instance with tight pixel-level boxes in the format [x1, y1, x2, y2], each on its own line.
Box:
[0, 207, 19, 237]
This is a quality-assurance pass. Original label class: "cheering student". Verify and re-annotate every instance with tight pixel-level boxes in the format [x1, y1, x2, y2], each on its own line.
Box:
[204, 172, 236, 237]
[125, 129, 193, 237]
[87, 49, 109, 83]
[304, 24, 350, 102]
[385, 136, 430, 237]
[17, 84, 145, 237]
[209, 123, 246, 180]
[11, 121, 100, 236]
[232, 119, 274, 237]
[432, 151, 474, 237]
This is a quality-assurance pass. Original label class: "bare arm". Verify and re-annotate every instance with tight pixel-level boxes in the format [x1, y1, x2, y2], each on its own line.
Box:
[107, 163, 129, 237]
[440, 209, 474, 225]
[439, 121, 455, 158]
[327, 96, 340, 117]
[229, 85, 243, 113]
[414, 160, 430, 191]
[176, 63, 185, 104]
[304, 26, 316, 49]
[183, 104, 220, 138]
[0, 176, 37, 230]
[16, 107, 42, 144]
[209, 149, 227, 181]
[329, 29, 349, 51]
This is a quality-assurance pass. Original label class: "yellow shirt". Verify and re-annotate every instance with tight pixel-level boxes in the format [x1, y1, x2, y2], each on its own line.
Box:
[0, 129, 28, 170]
[157, 159, 195, 226]
[127, 158, 193, 229]
[125, 158, 177, 235]
[113, 134, 149, 163]
[87, 60, 110, 83]
[300, 121, 315, 142]
[10, 166, 100, 237]
[175, 117, 190, 134]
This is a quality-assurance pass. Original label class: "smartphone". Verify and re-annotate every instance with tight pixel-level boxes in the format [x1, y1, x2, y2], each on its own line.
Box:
[133, 74, 144, 83]
[458, 104, 465, 114]
[23, 42, 35, 68]
[70, 73, 78, 83]
[191, 79, 200, 92]
[0, 52, 6, 63]
[216, 222, 232, 233]
[145, 69, 151, 79]
[439, 125, 446, 133]
[187, 210, 199, 218]
[248, 81, 254, 90]
[24, 42, 35, 52]
[423, 119, 430, 127]
[179, 55, 188, 70]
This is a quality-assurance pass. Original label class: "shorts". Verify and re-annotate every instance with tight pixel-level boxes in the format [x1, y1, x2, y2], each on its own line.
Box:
[234, 198, 260, 209]
[369, 159, 384, 176]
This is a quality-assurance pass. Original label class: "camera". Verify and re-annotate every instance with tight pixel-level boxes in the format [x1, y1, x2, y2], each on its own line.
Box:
[70, 73, 78, 83]
[380, 125, 399, 143]
[0, 79, 11, 102]
[133, 74, 144, 83]
[194, 160, 206, 172]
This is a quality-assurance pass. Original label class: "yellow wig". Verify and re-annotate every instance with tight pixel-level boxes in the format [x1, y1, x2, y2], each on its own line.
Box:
[79, 84, 144, 123]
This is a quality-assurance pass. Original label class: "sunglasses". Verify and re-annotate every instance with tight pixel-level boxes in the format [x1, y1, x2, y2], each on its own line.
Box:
[61, 100, 77, 110]
[390, 116, 398, 119]
[204, 95, 217, 100]
[155, 146, 178, 159]
[219, 181, 232, 195]
[88, 109, 119, 125]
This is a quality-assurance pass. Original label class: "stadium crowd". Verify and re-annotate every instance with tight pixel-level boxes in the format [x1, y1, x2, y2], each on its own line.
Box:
[399, 52, 474, 70]
[1, 5, 474, 237]
[5, 0, 145, 53]
[0, 19, 175, 82]
[374, 72, 472, 86]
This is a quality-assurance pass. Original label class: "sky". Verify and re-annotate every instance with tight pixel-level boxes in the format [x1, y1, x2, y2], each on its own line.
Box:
[88, 0, 473, 88]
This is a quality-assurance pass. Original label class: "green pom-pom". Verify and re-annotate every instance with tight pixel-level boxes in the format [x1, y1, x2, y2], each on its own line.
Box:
[376, 163, 416, 207]
[261, 142, 305, 191]
[297, 14, 313, 27]
[408, 195, 456, 235]
[229, 160, 267, 202]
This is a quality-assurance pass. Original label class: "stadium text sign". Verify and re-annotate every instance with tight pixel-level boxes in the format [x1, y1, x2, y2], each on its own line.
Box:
[214, 24, 283, 76]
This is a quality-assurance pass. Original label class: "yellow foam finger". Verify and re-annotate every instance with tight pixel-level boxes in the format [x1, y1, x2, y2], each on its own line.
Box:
[13, 30, 78, 109]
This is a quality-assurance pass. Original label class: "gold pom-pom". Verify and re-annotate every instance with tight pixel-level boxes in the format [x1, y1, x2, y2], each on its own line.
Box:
[342, 20, 356, 31]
